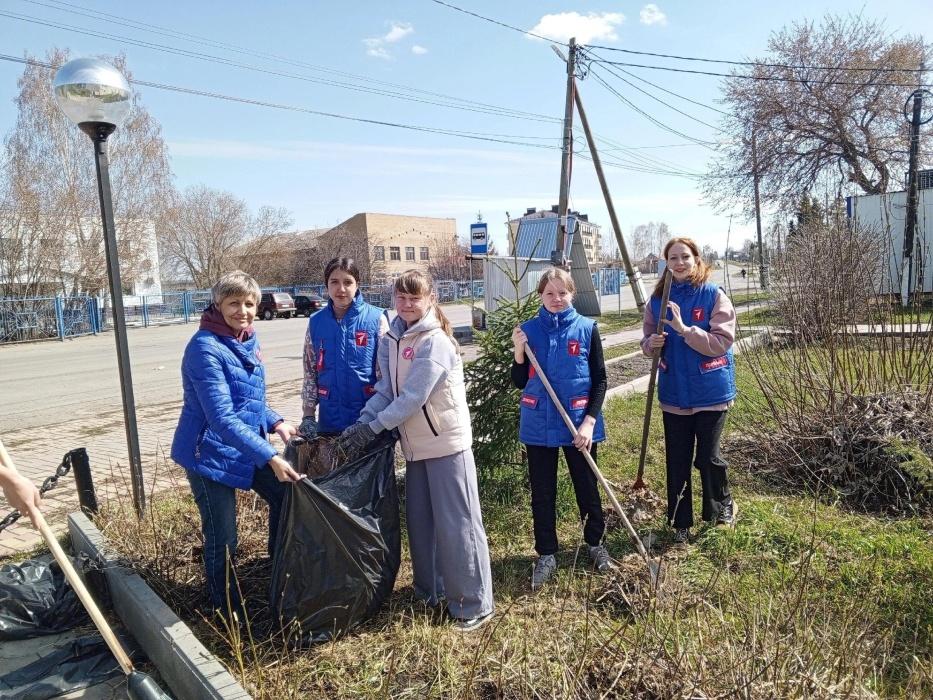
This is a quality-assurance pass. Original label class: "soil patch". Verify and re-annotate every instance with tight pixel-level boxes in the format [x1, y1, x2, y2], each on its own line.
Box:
[606, 355, 653, 388]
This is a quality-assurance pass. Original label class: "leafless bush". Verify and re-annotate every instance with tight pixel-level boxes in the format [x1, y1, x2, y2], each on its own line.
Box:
[743, 219, 933, 514]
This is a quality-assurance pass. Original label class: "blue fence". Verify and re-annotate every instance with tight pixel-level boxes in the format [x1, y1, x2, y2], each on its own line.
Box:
[2, 271, 624, 345]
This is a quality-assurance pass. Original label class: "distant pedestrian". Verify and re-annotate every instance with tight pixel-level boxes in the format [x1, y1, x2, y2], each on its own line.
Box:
[336, 269, 495, 632]
[740, 268, 747, 279]
[641, 238, 738, 545]
[171, 270, 300, 620]
[299, 257, 388, 439]
[511, 267, 610, 590]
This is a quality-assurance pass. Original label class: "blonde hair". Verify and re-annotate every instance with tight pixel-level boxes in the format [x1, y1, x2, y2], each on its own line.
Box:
[212, 270, 261, 304]
[394, 269, 454, 338]
[653, 237, 712, 296]
[536, 266, 576, 294]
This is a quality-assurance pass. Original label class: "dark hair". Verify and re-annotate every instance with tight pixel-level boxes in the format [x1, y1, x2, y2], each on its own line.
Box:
[394, 269, 454, 338]
[324, 257, 361, 285]
[652, 237, 712, 296]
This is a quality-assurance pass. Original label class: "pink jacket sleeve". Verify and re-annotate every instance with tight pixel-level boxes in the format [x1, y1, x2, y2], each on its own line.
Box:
[640, 290, 736, 357]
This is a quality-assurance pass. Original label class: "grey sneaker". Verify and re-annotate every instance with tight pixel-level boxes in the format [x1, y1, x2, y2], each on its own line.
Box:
[673, 527, 690, 544]
[452, 611, 494, 632]
[716, 500, 738, 526]
[588, 545, 612, 572]
[531, 554, 557, 589]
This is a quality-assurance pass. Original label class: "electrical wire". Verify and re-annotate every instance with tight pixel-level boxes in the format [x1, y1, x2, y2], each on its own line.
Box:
[426, 0, 561, 44]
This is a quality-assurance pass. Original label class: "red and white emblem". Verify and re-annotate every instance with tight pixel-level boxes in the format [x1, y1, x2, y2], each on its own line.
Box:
[402, 346, 415, 360]
[318, 386, 330, 398]
[355, 331, 368, 347]
[692, 308, 705, 322]
[700, 356, 728, 373]
[316, 348, 324, 371]
[521, 394, 538, 408]
[364, 385, 376, 396]
[570, 396, 588, 410]
[568, 340, 580, 356]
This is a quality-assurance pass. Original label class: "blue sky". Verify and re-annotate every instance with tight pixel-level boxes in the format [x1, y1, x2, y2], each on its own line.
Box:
[1, 1, 930, 256]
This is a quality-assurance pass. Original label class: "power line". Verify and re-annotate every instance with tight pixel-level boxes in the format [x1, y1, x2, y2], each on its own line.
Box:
[1, 54, 701, 179]
[589, 57, 929, 89]
[427, 0, 560, 43]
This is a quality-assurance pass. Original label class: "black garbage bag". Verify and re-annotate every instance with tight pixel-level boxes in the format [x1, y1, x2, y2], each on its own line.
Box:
[271, 431, 401, 644]
[0, 554, 89, 640]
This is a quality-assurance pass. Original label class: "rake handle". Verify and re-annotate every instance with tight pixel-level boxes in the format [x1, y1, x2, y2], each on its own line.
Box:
[0, 438, 135, 677]
[522, 344, 652, 565]
[635, 269, 673, 485]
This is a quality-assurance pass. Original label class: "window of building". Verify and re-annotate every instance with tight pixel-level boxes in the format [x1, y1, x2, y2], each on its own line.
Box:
[405, 246, 415, 261]
[390, 246, 401, 261]
[373, 245, 385, 261]
[420, 246, 430, 261]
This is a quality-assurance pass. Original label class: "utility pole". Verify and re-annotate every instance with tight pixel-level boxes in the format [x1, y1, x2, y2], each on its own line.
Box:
[573, 78, 649, 312]
[552, 37, 576, 268]
[750, 131, 769, 290]
[901, 87, 930, 306]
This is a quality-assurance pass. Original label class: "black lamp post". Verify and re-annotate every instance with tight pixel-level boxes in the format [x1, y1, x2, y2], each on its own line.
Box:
[53, 58, 145, 517]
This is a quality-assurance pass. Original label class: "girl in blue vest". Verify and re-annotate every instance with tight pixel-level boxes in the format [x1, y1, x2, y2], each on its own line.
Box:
[511, 267, 610, 589]
[641, 238, 738, 544]
[300, 258, 388, 437]
[337, 270, 495, 632]
[171, 271, 300, 619]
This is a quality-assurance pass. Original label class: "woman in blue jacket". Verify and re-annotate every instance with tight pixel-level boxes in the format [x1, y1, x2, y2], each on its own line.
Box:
[641, 238, 738, 544]
[300, 257, 388, 437]
[171, 271, 300, 618]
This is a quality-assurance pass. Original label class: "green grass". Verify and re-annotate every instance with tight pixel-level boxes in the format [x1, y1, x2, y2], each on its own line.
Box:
[603, 341, 641, 361]
[737, 306, 780, 326]
[596, 309, 643, 334]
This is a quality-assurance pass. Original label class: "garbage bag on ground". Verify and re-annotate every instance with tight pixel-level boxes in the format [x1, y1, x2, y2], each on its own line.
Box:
[0, 554, 89, 640]
[271, 431, 401, 644]
[0, 633, 127, 700]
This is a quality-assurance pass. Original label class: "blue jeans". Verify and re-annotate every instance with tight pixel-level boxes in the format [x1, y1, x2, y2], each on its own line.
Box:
[186, 467, 286, 616]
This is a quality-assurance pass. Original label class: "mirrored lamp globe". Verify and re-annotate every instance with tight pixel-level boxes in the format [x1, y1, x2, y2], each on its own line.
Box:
[53, 58, 131, 127]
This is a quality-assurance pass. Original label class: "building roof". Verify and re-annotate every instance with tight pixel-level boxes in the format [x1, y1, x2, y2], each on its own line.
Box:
[513, 215, 581, 259]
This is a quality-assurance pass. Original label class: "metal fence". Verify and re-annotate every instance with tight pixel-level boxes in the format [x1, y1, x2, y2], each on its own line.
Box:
[1, 270, 623, 345]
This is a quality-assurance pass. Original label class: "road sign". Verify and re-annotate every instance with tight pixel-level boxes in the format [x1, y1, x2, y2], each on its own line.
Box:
[470, 223, 488, 255]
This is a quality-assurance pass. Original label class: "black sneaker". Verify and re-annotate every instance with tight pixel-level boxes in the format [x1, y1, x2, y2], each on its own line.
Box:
[673, 527, 690, 544]
[716, 500, 738, 526]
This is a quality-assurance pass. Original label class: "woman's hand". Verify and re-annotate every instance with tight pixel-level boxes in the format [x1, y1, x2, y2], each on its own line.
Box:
[573, 416, 596, 452]
[647, 332, 668, 350]
[274, 422, 298, 444]
[1, 470, 42, 528]
[511, 326, 528, 362]
[268, 455, 302, 482]
[663, 300, 686, 335]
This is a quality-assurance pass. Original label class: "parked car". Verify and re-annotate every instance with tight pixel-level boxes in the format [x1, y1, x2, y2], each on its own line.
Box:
[294, 294, 325, 317]
[258, 292, 295, 320]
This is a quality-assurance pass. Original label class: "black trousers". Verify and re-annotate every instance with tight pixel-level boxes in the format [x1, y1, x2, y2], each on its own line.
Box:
[527, 444, 604, 555]
[662, 410, 732, 528]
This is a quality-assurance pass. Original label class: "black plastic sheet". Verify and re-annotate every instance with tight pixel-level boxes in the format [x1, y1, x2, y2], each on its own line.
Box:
[0, 554, 88, 640]
[271, 432, 401, 644]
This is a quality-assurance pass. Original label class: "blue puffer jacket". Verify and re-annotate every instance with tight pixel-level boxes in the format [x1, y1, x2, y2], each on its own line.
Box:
[309, 292, 384, 432]
[650, 281, 736, 409]
[519, 305, 606, 447]
[171, 330, 282, 490]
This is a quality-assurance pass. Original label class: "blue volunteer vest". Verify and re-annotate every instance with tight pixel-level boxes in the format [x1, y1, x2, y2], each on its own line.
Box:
[309, 291, 384, 432]
[650, 281, 736, 409]
[519, 305, 606, 447]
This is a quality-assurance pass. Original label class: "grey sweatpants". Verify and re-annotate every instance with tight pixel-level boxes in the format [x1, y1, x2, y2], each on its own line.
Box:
[405, 449, 495, 620]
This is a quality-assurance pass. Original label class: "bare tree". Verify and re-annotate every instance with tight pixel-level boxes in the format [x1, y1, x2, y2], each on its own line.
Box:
[0, 48, 172, 297]
[157, 185, 291, 289]
[700, 244, 719, 262]
[704, 14, 929, 216]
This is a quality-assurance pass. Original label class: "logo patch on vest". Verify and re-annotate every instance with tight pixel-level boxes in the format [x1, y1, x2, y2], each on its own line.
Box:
[570, 396, 589, 410]
[700, 356, 728, 373]
[568, 340, 580, 356]
[692, 308, 705, 322]
[520, 394, 539, 408]
[318, 386, 330, 398]
[364, 385, 376, 396]
[316, 345, 324, 371]
[529, 364, 536, 379]
[402, 346, 415, 360]
[355, 331, 368, 347]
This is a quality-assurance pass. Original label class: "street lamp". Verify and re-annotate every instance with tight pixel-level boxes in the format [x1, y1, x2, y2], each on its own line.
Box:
[53, 58, 145, 517]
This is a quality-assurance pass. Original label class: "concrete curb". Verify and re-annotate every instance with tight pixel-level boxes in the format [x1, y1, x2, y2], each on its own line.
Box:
[68, 512, 251, 700]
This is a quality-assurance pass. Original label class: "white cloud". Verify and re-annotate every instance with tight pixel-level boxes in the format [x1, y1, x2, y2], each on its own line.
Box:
[639, 4, 667, 26]
[363, 21, 415, 59]
[528, 12, 624, 44]
[384, 22, 414, 43]
[411, 45, 428, 55]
